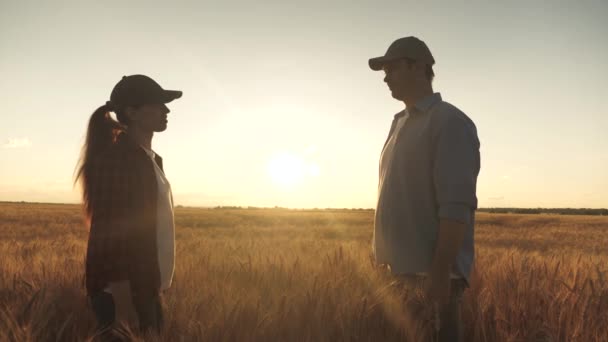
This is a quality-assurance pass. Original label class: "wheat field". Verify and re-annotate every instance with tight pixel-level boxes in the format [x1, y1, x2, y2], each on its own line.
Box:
[0, 202, 607, 341]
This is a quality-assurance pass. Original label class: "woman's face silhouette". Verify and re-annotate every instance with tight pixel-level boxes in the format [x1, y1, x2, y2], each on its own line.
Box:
[127, 103, 171, 133]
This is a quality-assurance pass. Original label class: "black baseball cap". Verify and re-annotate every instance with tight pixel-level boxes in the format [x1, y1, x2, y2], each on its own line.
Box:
[369, 36, 435, 71]
[109, 74, 182, 107]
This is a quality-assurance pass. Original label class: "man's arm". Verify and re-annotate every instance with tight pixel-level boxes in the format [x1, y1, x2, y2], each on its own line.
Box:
[426, 218, 468, 306]
[427, 110, 480, 304]
[430, 218, 468, 277]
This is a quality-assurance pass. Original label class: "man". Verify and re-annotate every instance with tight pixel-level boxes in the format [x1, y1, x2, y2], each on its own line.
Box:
[369, 37, 480, 341]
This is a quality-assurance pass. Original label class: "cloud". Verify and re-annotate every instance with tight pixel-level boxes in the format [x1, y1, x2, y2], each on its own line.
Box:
[3, 138, 32, 149]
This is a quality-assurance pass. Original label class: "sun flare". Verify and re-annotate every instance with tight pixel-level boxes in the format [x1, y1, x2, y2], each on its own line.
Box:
[268, 152, 319, 187]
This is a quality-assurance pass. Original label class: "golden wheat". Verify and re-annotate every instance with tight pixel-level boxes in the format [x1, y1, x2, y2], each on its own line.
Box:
[0, 203, 606, 341]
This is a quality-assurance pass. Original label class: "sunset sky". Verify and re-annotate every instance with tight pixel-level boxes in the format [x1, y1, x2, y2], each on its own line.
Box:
[1, 0, 607, 208]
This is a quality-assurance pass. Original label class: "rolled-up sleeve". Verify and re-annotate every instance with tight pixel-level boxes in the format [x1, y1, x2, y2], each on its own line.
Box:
[433, 111, 480, 224]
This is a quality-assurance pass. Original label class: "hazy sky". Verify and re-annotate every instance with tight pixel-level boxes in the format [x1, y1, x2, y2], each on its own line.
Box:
[1, 0, 607, 208]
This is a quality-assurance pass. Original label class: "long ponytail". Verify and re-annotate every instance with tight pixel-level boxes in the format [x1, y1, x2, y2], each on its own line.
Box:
[75, 104, 126, 219]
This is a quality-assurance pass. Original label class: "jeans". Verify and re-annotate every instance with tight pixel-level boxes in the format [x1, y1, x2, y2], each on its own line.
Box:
[90, 290, 164, 337]
[395, 275, 467, 342]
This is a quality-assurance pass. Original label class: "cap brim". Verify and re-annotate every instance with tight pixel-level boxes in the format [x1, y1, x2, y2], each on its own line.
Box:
[369, 56, 391, 71]
[161, 90, 182, 103]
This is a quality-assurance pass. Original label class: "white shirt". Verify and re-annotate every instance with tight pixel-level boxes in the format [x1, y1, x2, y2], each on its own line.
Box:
[141, 146, 176, 291]
[378, 111, 409, 193]
[374, 110, 409, 264]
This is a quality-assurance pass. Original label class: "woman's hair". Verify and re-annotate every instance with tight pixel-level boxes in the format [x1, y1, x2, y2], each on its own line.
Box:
[75, 103, 130, 219]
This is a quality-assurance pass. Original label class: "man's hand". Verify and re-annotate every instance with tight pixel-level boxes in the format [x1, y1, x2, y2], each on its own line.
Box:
[427, 218, 467, 306]
[425, 268, 451, 307]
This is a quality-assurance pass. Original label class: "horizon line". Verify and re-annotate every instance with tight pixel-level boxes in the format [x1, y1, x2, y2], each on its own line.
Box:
[0, 200, 606, 212]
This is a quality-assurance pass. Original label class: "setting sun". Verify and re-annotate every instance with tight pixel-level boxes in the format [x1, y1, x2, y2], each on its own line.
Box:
[268, 153, 304, 186]
[267, 152, 320, 188]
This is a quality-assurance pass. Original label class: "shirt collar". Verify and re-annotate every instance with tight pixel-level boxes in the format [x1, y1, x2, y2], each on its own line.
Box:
[393, 93, 442, 119]
[139, 145, 156, 159]
[412, 92, 442, 114]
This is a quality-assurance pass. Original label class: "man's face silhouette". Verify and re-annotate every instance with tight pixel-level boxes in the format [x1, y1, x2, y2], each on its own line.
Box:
[382, 59, 423, 101]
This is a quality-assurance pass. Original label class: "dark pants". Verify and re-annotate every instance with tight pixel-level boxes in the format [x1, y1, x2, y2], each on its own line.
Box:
[90, 291, 164, 337]
[395, 275, 467, 342]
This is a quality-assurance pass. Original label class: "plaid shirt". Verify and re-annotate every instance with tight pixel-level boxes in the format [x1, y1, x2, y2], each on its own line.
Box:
[85, 134, 163, 297]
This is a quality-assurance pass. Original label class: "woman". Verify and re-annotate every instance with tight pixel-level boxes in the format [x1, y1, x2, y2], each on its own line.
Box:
[76, 75, 182, 334]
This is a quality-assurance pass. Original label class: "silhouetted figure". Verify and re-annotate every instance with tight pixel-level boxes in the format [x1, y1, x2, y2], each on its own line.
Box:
[76, 75, 182, 339]
[369, 37, 480, 342]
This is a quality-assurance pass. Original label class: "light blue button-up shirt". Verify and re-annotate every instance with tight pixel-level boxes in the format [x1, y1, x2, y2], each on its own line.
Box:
[373, 93, 480, 282]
